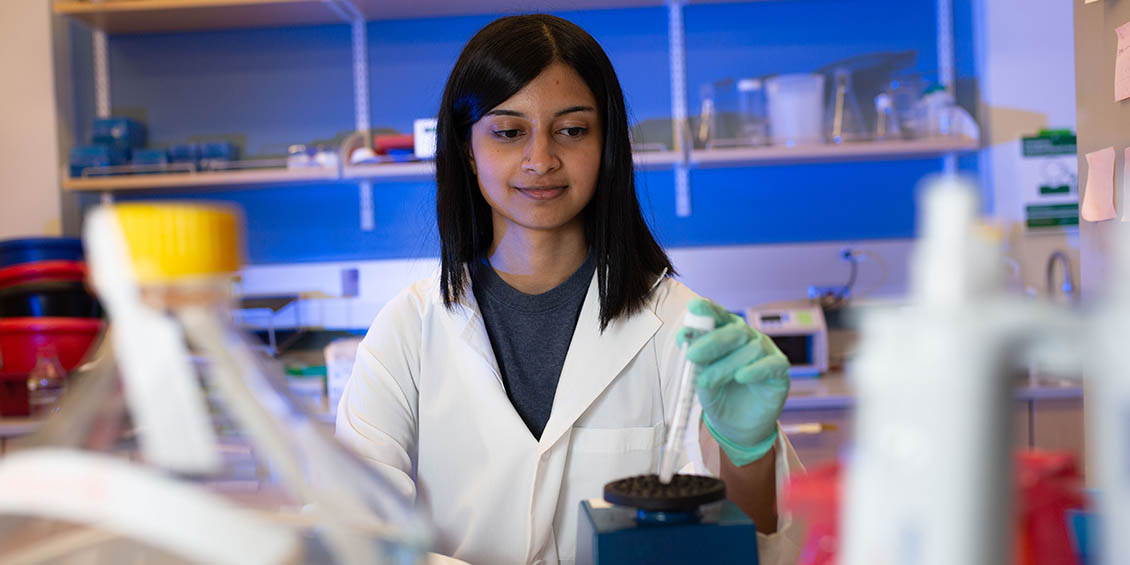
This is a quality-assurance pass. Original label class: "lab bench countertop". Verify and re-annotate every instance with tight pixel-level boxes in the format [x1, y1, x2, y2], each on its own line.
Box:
[785, 370, 1085, 410]
[0, 373, 1085, 435]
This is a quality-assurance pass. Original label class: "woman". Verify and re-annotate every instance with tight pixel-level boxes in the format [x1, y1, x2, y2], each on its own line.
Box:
[336, 14, 802, 564]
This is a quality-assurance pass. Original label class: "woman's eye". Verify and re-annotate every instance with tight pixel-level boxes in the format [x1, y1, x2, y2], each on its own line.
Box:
[492, 129, 522, 140]
[559, 126, 587, 137]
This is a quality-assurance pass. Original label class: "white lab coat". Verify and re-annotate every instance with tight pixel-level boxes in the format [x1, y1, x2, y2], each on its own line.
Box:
[336, 270, 805, 564]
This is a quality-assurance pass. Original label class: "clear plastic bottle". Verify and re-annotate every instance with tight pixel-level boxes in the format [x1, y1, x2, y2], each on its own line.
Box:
[26, 348, 66, 416]
[874, 93, 902, 142]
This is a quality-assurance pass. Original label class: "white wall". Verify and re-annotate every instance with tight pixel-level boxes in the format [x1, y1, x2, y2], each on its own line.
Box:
[0, 0, 67, 239]
[973, 0, 1079, 296]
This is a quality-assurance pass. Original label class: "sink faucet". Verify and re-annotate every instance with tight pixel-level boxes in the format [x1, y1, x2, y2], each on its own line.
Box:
[1046, 250, 1076, 302]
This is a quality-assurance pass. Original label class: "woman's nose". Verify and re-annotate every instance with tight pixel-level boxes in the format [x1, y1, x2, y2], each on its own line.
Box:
[521, 133, 561, 175]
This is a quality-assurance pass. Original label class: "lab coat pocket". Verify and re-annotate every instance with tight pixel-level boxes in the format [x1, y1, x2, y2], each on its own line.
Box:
[569, 423, 665, 455]
[554, 424, 666, 562]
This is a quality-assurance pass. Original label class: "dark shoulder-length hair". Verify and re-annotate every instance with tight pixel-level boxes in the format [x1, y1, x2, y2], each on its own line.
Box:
[435, 13, 674, 330]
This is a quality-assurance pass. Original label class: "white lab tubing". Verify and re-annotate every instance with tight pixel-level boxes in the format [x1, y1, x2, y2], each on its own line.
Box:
[0, 449, 298, 564]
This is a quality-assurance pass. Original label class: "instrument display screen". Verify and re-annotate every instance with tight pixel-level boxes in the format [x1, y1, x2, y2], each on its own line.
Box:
[769, 334, 812, 366]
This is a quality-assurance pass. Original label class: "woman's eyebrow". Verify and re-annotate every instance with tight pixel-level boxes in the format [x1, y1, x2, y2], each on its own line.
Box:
[554, 105, 595, 117]
[485, 109, 524, 118]
[483, 105, 596, 119]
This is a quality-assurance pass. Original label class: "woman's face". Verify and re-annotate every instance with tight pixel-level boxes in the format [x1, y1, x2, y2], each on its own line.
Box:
[469, 62, 603, 237]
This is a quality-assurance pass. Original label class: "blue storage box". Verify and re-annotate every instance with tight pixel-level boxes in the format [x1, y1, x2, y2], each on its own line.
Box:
[199, 142, 239, 170]
[131, 148, 170, 173]
[169, 143, 201, 167]
[0, 238, 84, 268]
[91, 117, 145, 154]
[68, 144, 127, 178]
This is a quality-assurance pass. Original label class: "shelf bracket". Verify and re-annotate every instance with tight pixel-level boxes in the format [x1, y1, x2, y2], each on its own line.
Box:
[667, 0, 692, 217]
[937, 0, 958, 175]
[93, 29, 110, 118]
[328, 0, 376, 230]
[91, 28, 113, 206]
[359, 180, 374, 232]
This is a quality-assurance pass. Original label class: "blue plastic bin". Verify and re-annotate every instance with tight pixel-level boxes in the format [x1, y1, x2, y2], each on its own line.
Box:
[199, 142, 239, 170]
[169, 143, 201, 167]
[68, 144, 127, 178]
[131, 148, 170, 173]
[0, 238, 84, 268]
[92, 117, 145, 152]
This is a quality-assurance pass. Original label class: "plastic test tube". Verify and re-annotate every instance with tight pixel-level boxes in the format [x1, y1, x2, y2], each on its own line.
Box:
[657, 310, 716, 484]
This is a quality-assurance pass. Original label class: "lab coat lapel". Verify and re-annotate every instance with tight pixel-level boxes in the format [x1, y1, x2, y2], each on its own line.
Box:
[538, 274, 661, 453]
[443, 287, 541, 448]
[444, 288, 504, 389]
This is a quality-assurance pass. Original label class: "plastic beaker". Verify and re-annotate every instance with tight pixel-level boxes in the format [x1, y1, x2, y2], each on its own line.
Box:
[766, 73, 825, 147]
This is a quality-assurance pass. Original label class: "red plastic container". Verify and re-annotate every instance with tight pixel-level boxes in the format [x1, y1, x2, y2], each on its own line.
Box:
[0, 317, 104, 416]
[372, 134, 415, 154]
[0, 261, 87, 290]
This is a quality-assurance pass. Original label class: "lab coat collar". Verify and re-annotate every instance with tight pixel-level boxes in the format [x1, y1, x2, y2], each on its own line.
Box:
[537, 272, 662, 453]
[443, 267, 665, 452]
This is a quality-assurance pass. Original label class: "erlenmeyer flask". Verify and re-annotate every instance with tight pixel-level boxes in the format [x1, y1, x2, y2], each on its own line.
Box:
[826, 68, 869, 143]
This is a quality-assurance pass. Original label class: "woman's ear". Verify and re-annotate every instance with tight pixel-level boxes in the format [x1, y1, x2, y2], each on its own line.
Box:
[467, 147, 477, 176]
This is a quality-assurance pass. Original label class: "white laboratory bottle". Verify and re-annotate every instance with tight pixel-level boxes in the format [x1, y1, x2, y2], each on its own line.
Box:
[657, 309, 716, 484]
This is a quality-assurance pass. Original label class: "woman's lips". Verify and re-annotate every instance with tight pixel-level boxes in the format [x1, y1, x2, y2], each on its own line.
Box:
[515, 185, 566, 200]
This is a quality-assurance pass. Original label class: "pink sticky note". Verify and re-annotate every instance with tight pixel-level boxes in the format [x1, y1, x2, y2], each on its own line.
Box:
[1083, 147, 1117, 222]
[1117, 22, 1130, 101]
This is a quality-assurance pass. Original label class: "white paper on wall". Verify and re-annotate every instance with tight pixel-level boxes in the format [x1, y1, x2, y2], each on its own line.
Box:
[1082, 147, 1117, 222]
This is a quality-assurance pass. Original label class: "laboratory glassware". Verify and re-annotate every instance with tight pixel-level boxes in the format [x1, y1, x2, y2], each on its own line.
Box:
[825, 68, 868, 144]
[874, 93, 902, 141]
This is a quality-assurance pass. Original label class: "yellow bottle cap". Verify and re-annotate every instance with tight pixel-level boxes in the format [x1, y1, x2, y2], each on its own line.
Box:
[113, 202, 243, 283]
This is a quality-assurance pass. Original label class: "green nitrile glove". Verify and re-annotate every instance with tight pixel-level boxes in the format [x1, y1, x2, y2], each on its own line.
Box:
[677, 297, 791, 466]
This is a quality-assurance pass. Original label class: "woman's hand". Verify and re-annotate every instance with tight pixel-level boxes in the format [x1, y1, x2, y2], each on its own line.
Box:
[678, 298, 791, 466]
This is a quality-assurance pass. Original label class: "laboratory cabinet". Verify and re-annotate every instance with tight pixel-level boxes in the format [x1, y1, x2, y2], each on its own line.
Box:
[54, 0, 978, 254]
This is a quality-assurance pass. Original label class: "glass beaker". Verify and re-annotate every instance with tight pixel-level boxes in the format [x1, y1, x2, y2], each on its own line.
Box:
[699, 78, 768, 148]
[736, 78, 769, 147]
[825, 68, 868, 144]
[884, 74, 928, 139]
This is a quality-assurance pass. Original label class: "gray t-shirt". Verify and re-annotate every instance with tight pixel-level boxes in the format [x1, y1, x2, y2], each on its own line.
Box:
[470, 254, 595, 440]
